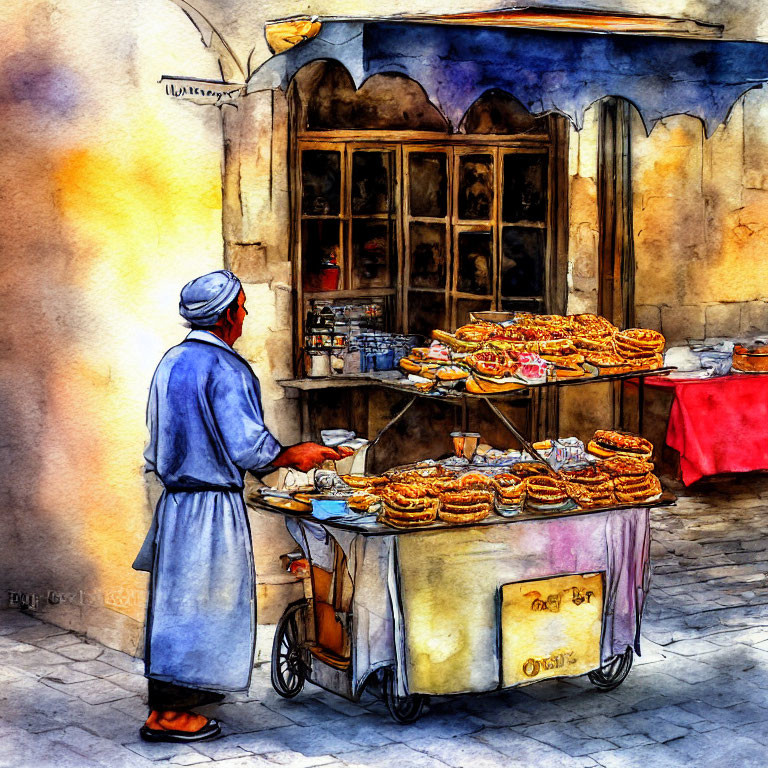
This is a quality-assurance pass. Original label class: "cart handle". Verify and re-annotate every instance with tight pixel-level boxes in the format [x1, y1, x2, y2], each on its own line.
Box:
[481, 396, 560, 477]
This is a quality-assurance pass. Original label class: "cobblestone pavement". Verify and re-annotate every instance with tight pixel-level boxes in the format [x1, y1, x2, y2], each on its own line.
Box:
[2, 474, 768, 768]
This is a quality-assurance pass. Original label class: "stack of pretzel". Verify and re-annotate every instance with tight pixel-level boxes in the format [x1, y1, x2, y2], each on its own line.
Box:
[537, 338, 588, 379]
[599, 455, 661, 504]
[399, 312, 665, 388]
[561, 465, 615, 508]
[587, 429, 654, 460]
[493, 473, 527, 507]
[437, 473, 495, 523]
[342, 474, 389, 512]
[379, 483, 439, 528]
[329, 433, 665, 526]
[526, 475, 570, 509]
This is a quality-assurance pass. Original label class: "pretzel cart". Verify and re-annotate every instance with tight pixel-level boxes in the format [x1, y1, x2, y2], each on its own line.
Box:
[255, 311, 673, 721]
[252, 472, 672, 723]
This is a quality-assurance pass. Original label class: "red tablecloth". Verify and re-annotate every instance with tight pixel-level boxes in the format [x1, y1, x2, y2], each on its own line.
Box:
[645, 374, 768, 486]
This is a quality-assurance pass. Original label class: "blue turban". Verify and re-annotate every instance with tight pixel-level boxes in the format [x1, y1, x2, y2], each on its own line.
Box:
[179, 270, 242, 326]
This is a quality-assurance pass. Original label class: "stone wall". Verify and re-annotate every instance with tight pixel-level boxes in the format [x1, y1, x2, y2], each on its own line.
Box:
[632, 87, 768, 345]
[567, 106, 601, 315]
[0, 0, 227, 654]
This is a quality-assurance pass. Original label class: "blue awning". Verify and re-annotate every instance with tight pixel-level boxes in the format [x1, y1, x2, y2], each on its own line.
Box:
[248, 19, 768, 135]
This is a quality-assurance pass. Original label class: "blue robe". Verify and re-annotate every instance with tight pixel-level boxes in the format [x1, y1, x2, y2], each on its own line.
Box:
[133, 330, 281, 692]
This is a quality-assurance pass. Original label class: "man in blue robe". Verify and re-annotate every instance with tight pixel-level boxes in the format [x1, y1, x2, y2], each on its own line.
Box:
[133, 270, 338, 742]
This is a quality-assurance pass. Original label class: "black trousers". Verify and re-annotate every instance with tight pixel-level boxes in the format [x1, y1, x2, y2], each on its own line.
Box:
[148, 678, 218, 711]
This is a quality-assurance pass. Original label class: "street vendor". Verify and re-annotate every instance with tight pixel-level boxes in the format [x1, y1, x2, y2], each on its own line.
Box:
[133, 270, 340, 743]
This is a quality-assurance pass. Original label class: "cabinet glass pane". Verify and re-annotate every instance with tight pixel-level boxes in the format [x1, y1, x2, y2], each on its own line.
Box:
[458, 153, 493, 220]
[352, 220, 393, 289]
[457, 231, 493, 295]
[503, 154, 547, 222]
[501, 227, 545, 297]
[409, 153, 447, 218]
[409, 222, 447, 289]
[302, 220, 341, 292]
[456, 298, 492, 328]
[408, 292, 446, 337]
[501, 298, 545, 314]
[302, 150, 341, 215]
[352, 151, 393, 214]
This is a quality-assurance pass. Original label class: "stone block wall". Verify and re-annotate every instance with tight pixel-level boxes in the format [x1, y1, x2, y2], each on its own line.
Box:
[632, 86, 768, 345]
[567, 106, 600, 315]
[636, 300, 768, 344]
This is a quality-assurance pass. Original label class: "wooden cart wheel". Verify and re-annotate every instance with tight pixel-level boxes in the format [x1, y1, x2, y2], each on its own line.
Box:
[588, 647, 633, 691]
[383, 668, 426, 724]
[271, 602, 307, 698]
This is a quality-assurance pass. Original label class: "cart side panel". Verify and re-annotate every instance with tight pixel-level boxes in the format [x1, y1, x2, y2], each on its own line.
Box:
[395, 509, 646, 695]
[500, 572, 604, 687]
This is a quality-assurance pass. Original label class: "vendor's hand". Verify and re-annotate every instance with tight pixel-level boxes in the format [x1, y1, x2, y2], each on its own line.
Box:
[273, 442, 342, 472]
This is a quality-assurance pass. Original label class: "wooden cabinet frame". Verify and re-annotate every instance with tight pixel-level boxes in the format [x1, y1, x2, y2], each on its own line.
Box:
[290, 122, 568, 369]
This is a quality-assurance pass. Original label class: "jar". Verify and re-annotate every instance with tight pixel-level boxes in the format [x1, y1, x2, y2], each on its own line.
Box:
[307, 351, 331, 377]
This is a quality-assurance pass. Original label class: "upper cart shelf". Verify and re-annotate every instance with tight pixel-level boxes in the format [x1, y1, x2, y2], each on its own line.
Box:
[278, 366, 675, 400]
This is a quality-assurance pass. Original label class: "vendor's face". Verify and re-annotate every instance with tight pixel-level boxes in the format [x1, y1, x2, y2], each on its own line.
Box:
[231, 290, 247, 341]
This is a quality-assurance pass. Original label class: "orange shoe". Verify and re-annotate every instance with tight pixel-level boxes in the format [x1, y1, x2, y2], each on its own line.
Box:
[140, 710, 221, 743]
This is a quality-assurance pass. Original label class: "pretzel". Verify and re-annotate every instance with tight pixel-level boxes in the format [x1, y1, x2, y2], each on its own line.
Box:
[566, 480, 615, 508]
[538, 339, 578, 356]
[622, 353, 664, 371]
[613, 471, 659, 491]
[599, 455, 655, 477]
[347, 492, 380, 511]
[511, 462, 551, 478]
[497, 481, 526, 504]
[431, 329, 482, 352]
[570, 314, 618, 337]
[614, 474, 661, 503]
[440, 500, 494, 515]
[466, 349, 517, 378]
[342, 475, 388, 489]
[572, 336, 614, 352]
[590, 430, 653, 459]
[455, 323, 501, 342]
[439, 490, 494, 506]
[382, 502, 438, 522]
[561, 466, 611, 486]
[615, 328, 665, 353]
[526, 476, 569, 504]
[498, 483, 525, 498]
[438, 504, 492, 524]
[583, 351, 627, 367]
[493, 473, 524, 488]
[381, 507, 437, 528]
[454, 472, 497, 490]
[435, 365, 471, 382]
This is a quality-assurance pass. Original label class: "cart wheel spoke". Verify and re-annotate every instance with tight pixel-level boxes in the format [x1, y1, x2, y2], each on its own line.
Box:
[382, 668, 426, 724]
[271, 603, 307, 699]
[588, 647, 633, 691]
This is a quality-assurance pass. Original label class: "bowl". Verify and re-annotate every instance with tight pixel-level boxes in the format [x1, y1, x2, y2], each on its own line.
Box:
[311, 498, 350, 520]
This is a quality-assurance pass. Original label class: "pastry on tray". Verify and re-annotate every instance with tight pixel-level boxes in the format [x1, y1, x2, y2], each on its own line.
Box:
[438, 488, 494, 524]
[561, 466, 615, 508]
[587, 429, 653, 460]
[613, 473, 662, 504]
[380, 484, 439, 527]
[525, 475, 570, 510]
[341, 474, 388, 489]
[614, 328, 665, 355]
[599, 454, 655, 476]
[465, 375, 528, 394]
